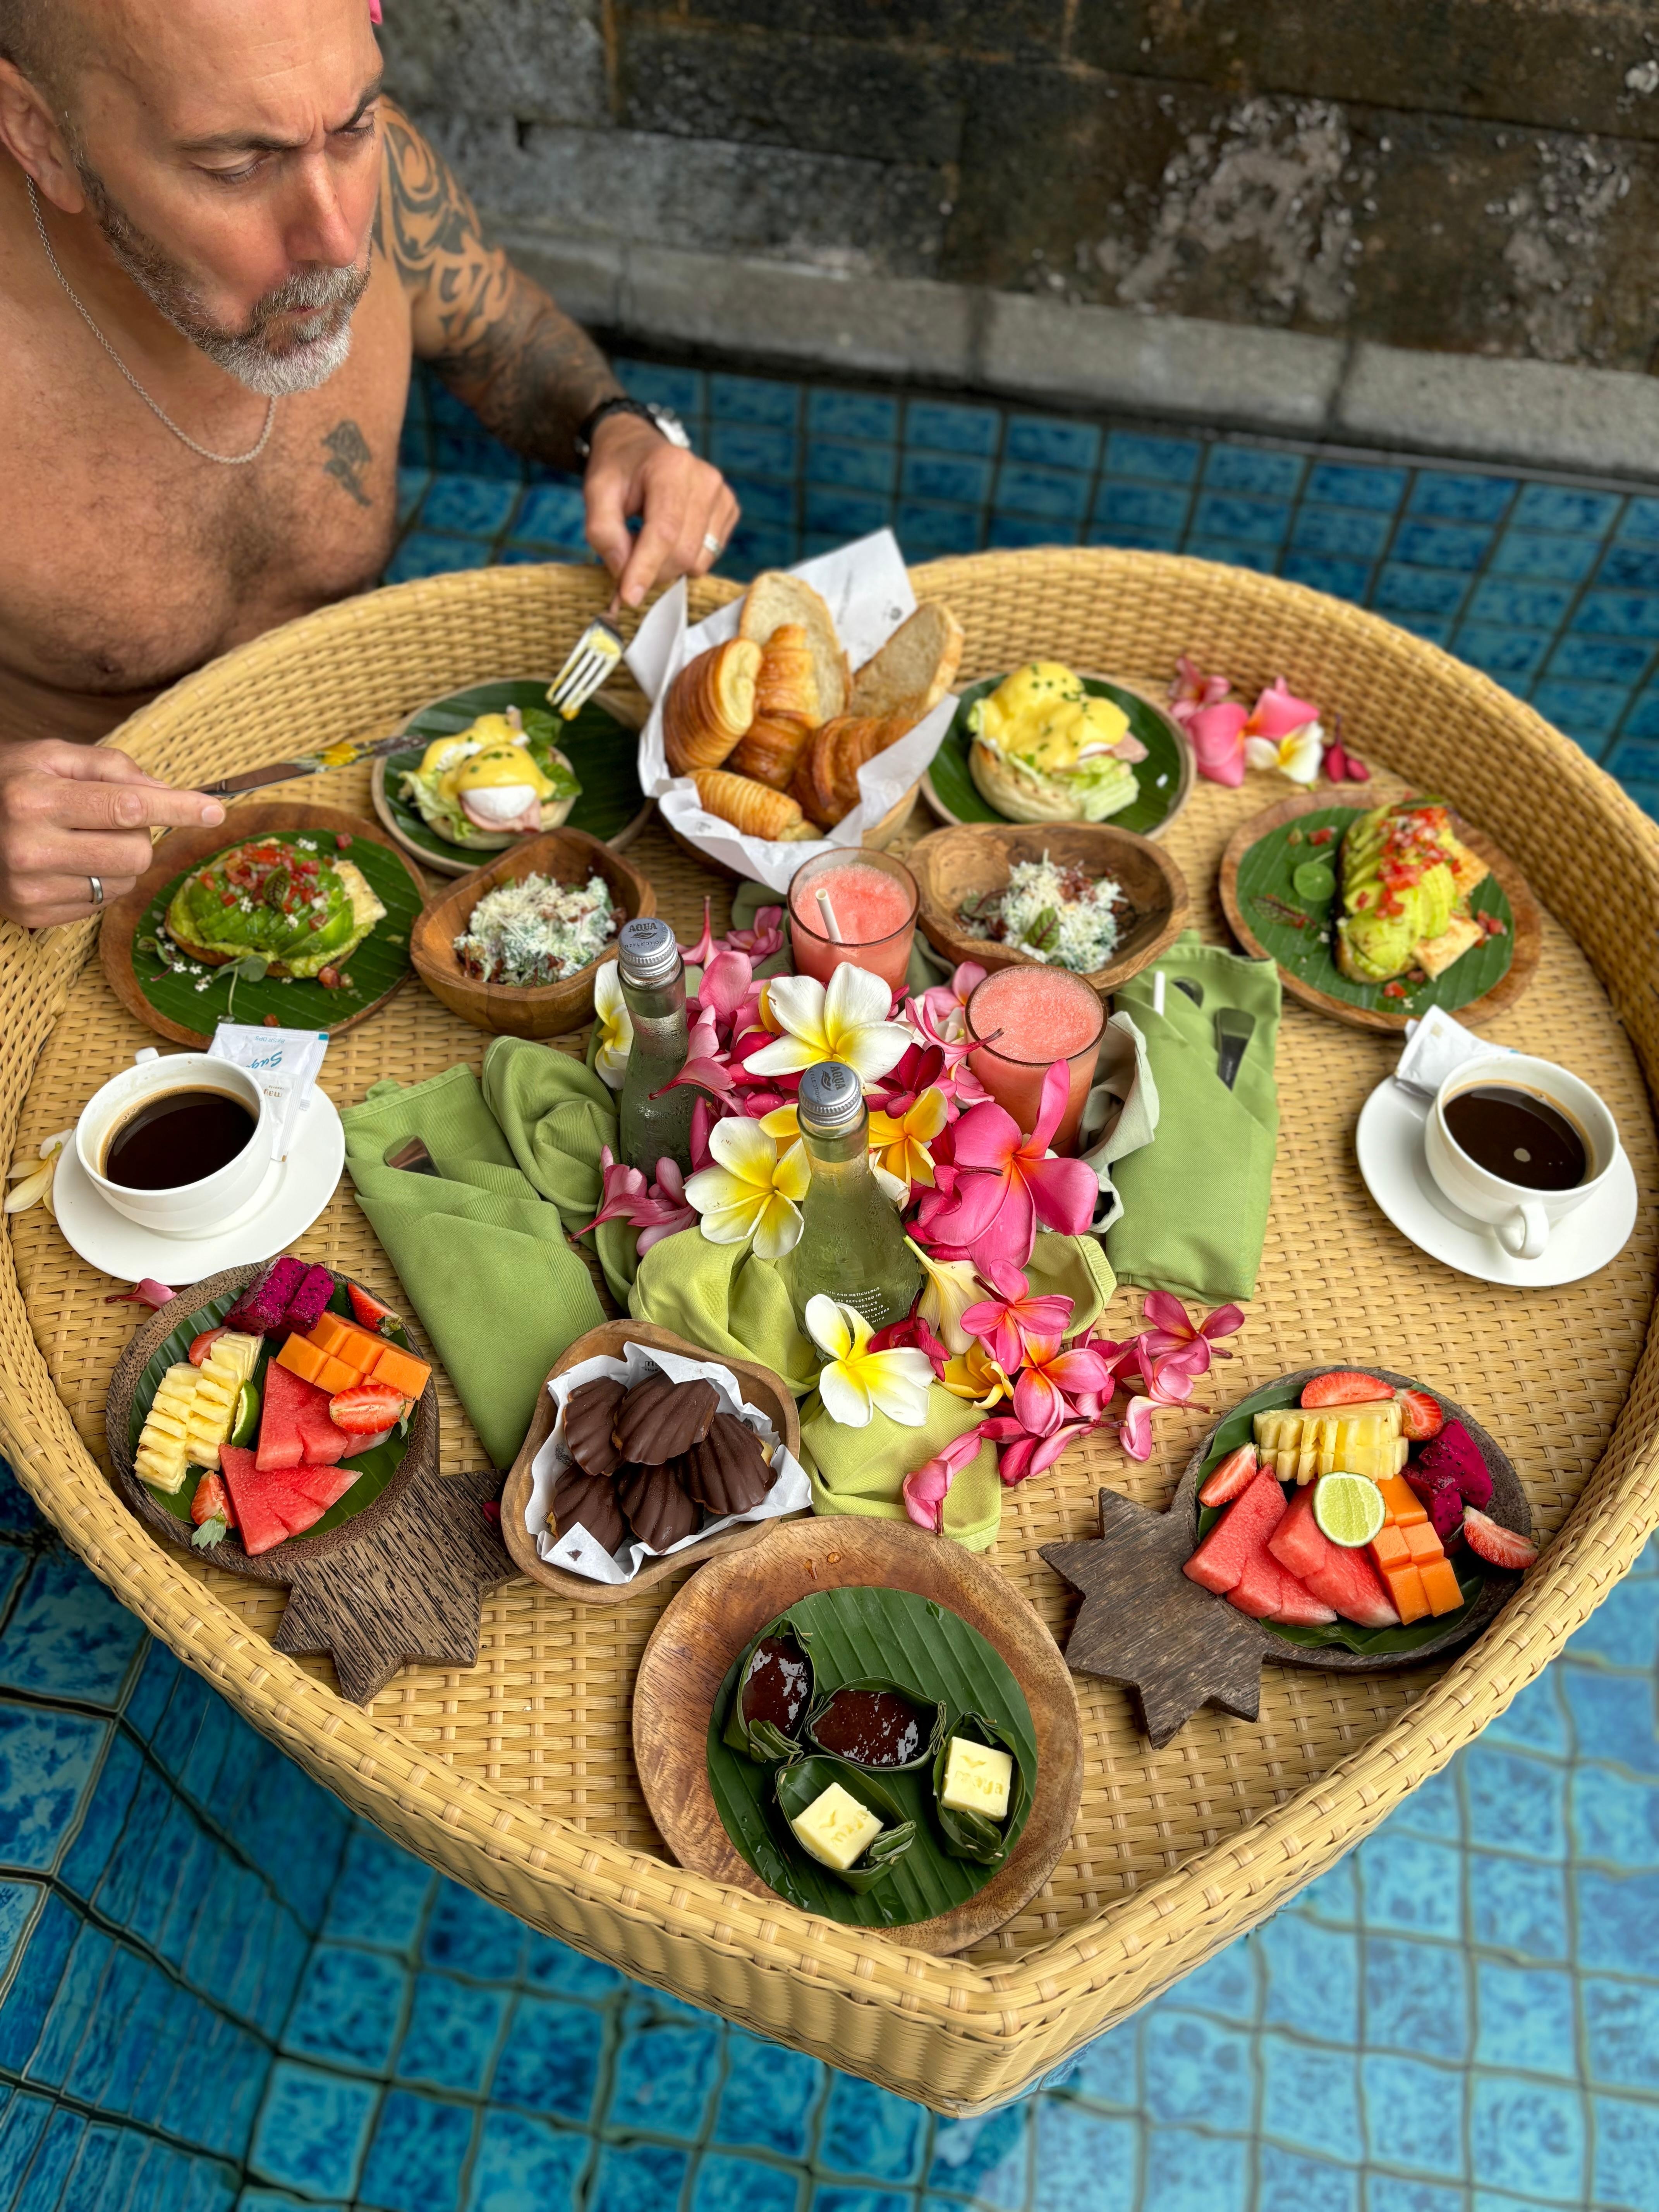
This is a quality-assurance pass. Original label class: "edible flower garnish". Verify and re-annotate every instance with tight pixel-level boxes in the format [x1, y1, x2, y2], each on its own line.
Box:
[5, 1129, 71, 1219]
[744, 965, 915, 1089]
[591, 961, 634, 1090]
[684, 1116, 809, 1259]
[805, 1295, 934, 1429]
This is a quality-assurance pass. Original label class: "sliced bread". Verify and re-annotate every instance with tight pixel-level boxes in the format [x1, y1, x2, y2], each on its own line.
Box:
[848, 603, 964, 722]
[738, 572, 848, 719]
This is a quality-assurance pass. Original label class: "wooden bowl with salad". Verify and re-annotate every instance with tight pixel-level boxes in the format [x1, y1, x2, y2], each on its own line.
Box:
[410, 827, 656, 1038]
[909, 822, 1189, 997]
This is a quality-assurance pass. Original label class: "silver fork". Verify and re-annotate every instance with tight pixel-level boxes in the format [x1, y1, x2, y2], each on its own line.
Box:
[547, 592, 625, 720]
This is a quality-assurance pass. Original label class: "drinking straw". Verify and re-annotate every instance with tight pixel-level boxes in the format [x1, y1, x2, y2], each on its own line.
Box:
[816, 890, 845, 943]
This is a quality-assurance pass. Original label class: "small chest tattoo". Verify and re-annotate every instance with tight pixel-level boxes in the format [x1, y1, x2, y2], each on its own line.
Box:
[321, 419, 374, 507]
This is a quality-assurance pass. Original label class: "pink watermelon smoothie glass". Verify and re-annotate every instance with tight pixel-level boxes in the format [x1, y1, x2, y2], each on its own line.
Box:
[966, 965, 1104, 1155]
[787, 850, 919, 994]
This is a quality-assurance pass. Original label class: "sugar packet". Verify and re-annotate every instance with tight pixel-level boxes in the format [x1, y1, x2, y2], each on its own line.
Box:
[208, 1025, 329, 1159]
[1394, 1005, 1511, 1100]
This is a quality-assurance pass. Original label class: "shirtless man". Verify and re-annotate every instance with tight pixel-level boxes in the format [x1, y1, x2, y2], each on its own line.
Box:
[0, 0, 737, 927]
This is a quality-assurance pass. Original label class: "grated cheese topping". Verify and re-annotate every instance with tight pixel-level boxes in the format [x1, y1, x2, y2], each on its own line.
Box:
[455, 872, 618, 987]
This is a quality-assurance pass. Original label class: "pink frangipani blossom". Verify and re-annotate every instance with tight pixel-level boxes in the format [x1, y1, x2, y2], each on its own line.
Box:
[921, 1061, 1097, 1269]
[902, 1425, 991, 1532]
[960, 1259, 1073, 1374]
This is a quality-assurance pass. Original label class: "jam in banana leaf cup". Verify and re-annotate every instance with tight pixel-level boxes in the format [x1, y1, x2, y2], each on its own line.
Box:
[721, 1611, 815, 1765]
[804, 1678, 946, 1774]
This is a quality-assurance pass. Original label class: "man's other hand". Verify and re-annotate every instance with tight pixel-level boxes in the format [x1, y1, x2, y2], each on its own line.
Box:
[0, 742, 226, 929]
[584, 416, 741, 610]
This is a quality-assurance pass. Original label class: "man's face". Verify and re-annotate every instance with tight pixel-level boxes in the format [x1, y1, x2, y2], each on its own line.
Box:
[63, 0, 383, 395]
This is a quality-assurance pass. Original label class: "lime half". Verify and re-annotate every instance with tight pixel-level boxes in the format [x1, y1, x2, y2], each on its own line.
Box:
[229, 1380, 261, 1449]
[1313, 1471, 1386, 1548]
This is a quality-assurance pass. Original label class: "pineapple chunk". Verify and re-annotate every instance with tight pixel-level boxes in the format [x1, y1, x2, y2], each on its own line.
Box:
[134, 1365, 201, 1493]
[182, 1348, 248, 1472]
[1254, 1400, 1407, 1484]
[211, 1332, 261, 1384]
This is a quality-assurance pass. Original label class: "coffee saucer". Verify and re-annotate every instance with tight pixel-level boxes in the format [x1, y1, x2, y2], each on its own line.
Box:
[53, 1092, 345, 1285]
[1356, 1076, 1638, 1288]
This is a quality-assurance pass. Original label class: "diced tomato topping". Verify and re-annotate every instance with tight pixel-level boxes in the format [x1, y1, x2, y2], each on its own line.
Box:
[263, 1014, 280, 1027]
[1309, 826, 1334, 845]
[221, 891, 238, 906]
[1382, 981, 1407, 998]
[335, 833, 353, 851]
[317, 966, 342, 988]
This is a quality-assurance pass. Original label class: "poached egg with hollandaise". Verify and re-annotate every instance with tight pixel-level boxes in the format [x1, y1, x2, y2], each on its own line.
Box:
[967, 662, 1148, 824]
[399, 708, 581, 849]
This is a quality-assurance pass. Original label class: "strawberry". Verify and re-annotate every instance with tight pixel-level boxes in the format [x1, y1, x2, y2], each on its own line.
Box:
[1396, 1388, 1444, 1441]
[190, 1471, 235, 1530]
[1301, 1369, 1392, 1408]
[1461, 1508, 1538, 1572]
[1199, 1443, 1259, 1508]
[328, 1382, 407, 1436]
[347, 1282, 401, 1335]
[188, 1326, 227, 1367]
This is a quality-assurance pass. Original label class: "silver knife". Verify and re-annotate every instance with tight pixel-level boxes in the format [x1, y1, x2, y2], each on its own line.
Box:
[198, 728, 419, 798]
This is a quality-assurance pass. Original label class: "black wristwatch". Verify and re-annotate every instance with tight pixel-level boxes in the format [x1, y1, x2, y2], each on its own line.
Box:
[574, 397, 692, 462]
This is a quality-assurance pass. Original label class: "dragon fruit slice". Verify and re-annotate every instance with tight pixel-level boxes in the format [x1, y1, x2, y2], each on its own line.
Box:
[1413, 1419, 1494, 1511]
[279, 1264, 336, 1336]
[224, 1255, 308, 1336]
[1426, 1482, 1466, 1543]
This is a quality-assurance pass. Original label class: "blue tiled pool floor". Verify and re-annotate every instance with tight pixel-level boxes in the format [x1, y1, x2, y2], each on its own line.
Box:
[1, 1446, 1658, 2211]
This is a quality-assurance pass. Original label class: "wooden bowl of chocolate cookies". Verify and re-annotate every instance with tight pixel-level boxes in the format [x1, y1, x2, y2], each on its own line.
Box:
[500, 1320, 805, 1605]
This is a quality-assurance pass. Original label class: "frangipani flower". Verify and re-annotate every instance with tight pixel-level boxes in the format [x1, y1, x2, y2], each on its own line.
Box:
[924, 1061, 1097, 1269]
[960, 1259, 1073, 1375]
[1012, 1334, 1115, 1438]
[907, 1239, 981, 1356]
[979, 1413, 1095, 1487]
[1168, 654, 1232, 729]
[745, 964, 914, 1089]
[804, 1295, 934, 1429]
[726, 904, 785, 963]
[941, 1339, 1013, 1408]
[1243, 678, 1324, 784]
[5, 1129, 71, 1219]
[684, 1117, 809, 1258]
[591, 963, 634, 1090]
[580, 1147, 696, 1254]
[1118, 1343, 1205, 1460]
[867, 1314, 949, 1377]
[912, 961, 986, 1052]
[1138, 1291, 1245, 1376]
[903, 1425, 992, 1533]
[868, 1086, 948, 1191]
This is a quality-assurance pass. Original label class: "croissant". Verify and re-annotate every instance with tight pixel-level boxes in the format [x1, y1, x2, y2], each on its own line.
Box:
[691, 768, 817, 843]
[796, 713, 916, 828]
[726, 623, 820, 789]
[664, 639, 761, 775]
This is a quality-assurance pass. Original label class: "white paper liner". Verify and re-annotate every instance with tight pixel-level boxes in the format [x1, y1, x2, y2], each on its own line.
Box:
[625, 529, 960, 896]
[1395, 1005, 1513, 1100]
[526, 1339, 810, 1584]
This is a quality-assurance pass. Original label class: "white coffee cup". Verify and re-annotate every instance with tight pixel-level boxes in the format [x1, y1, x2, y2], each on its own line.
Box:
[1424, 1050, 1618, 1261]
[75, 1050, 275, 1237]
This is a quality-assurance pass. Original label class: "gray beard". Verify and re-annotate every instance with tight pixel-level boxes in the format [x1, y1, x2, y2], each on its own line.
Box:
[76, 160, 369, 397]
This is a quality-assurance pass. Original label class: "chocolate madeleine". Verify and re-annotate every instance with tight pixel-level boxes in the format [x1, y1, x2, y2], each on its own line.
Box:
[552, 1467, 625, 1555]
[617, 1460, 703, 1551]
[613, 1374, 719, 1466]
[682, 1410, 774, 1516]
[564, 1376, 627, 1478]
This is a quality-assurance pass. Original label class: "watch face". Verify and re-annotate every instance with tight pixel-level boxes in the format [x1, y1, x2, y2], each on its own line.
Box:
[647, 405, 692, 450]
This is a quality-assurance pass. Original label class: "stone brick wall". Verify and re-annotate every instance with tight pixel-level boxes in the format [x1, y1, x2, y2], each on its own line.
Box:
[380, 0, 1659, 371]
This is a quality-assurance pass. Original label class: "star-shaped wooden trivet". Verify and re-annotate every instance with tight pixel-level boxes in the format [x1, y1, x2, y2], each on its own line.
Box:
[1042, 1486, 1271, 1748]
[275, 1456, 514, 1704]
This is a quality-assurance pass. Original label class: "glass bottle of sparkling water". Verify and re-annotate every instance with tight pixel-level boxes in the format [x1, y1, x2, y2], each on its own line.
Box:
[617, 918, 697, 1176]
[790, 1061, 921, 1332]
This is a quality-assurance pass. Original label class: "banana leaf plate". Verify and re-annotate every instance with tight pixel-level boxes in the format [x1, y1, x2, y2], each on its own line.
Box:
[99, 804, 425, 1049]
[922, 672, 1192, 840]
[371, 677, 651, 878]
[1218, 793, 1541, 1034]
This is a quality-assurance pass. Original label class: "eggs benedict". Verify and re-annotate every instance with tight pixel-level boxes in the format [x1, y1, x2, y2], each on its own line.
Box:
[399, 707, 581, 849]
[967, 663, 1148, 824]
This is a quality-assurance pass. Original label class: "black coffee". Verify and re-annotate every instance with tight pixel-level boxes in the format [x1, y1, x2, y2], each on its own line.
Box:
[103, 1088, 256, 1191]
[1444, 1083, 1587, 1192]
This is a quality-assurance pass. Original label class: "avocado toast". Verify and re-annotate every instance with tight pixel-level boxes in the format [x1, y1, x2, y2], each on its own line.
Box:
[1334, 799, 1489, 988]
[164, 838, 386, 976]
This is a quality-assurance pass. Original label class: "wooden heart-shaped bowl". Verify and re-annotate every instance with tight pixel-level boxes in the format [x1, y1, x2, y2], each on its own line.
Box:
[500, 1319, 804, 1605]
[409, 827, 655, 1038]
[908, 820, 1190, 995]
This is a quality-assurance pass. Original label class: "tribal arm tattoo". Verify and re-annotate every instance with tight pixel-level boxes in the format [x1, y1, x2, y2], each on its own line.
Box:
[379, 104, 622, 471]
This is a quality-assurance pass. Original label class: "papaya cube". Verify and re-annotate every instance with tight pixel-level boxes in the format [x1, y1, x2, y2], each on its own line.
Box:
[302, 1314, 384, 1377]
[1419, 1557, 1465, 1616]
[1403, 1520, 1446, 1563]
[371, 1345, 431, 1399]
[1370, 1525, 1411, 1570]
[275, 1336, 331, 1387]
[1374, 1474, 1425, 1527]
[305, 1312, 357, 1360]
[1381, 1561, 1429, 1624]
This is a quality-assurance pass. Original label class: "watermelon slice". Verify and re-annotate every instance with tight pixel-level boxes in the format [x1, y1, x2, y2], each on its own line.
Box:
[1266, 1574, 1339, 1627]
[218, 1445, 299, 1555]
[1301, 1544, 1400, 1628]
[1184, 1469, 1289, 1595]
[257, 1359, 351, 1470]
[293, 1389, 352, 1467]
[341, 1425, 395, 1460]
[285, 1463, 362, 1514]
[1228, 1549, 1288, 1617]
[1267, 1485, 1330, 1582]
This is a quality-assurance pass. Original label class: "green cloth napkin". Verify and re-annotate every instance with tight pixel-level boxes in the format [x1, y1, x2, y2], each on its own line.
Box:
[341, 1061, 608, 1468]
[628, 1229, 820, 1396]
[799, 1385, 1001, 1550]
[1104, 931, 1280, 1307]
[483, 1035, 639, 1304]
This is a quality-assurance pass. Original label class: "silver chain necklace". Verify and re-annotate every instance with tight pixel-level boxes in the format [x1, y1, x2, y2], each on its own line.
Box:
[27, 175, 276, 466]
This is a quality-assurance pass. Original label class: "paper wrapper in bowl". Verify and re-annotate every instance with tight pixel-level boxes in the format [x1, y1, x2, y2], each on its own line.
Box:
[626, 530, 959, 896]
[526, 1337, 811, 1585]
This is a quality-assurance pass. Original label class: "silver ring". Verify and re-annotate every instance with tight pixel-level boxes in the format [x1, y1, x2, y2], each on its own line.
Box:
[702, 532, 723, 557]
[87, 875, 103, 909]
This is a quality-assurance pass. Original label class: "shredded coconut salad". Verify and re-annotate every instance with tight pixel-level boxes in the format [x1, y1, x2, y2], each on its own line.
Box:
[957, 854, 1127, 972]
[455, 873, 618, 986]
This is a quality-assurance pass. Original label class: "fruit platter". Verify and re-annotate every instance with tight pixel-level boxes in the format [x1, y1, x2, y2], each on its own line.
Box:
[107, 1257, 438, 1582]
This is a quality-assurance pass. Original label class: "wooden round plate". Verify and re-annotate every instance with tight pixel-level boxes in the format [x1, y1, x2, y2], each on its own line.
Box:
[99, 802, 426, 1048]
[105, 1265, 439, 1585]
[908, 820, 1190, 996]
[1218, 793, 1542, 1034]
[500, 1319, 804, 1605]
[371, 678, 653, 878]
[632, 1516, 1083, 1954]
[921, 672, 1193, 841]
[1178, 1365, 1532, 1672]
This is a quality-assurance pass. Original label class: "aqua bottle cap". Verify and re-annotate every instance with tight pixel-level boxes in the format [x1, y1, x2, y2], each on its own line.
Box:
[797, 1060, 865, 1136]
[617, 916, 680, 987]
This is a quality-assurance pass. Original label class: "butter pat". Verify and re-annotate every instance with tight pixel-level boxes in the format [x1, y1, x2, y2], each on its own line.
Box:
[941, 1736, 1013, 1822]
[788, 1781, 882, 1872]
